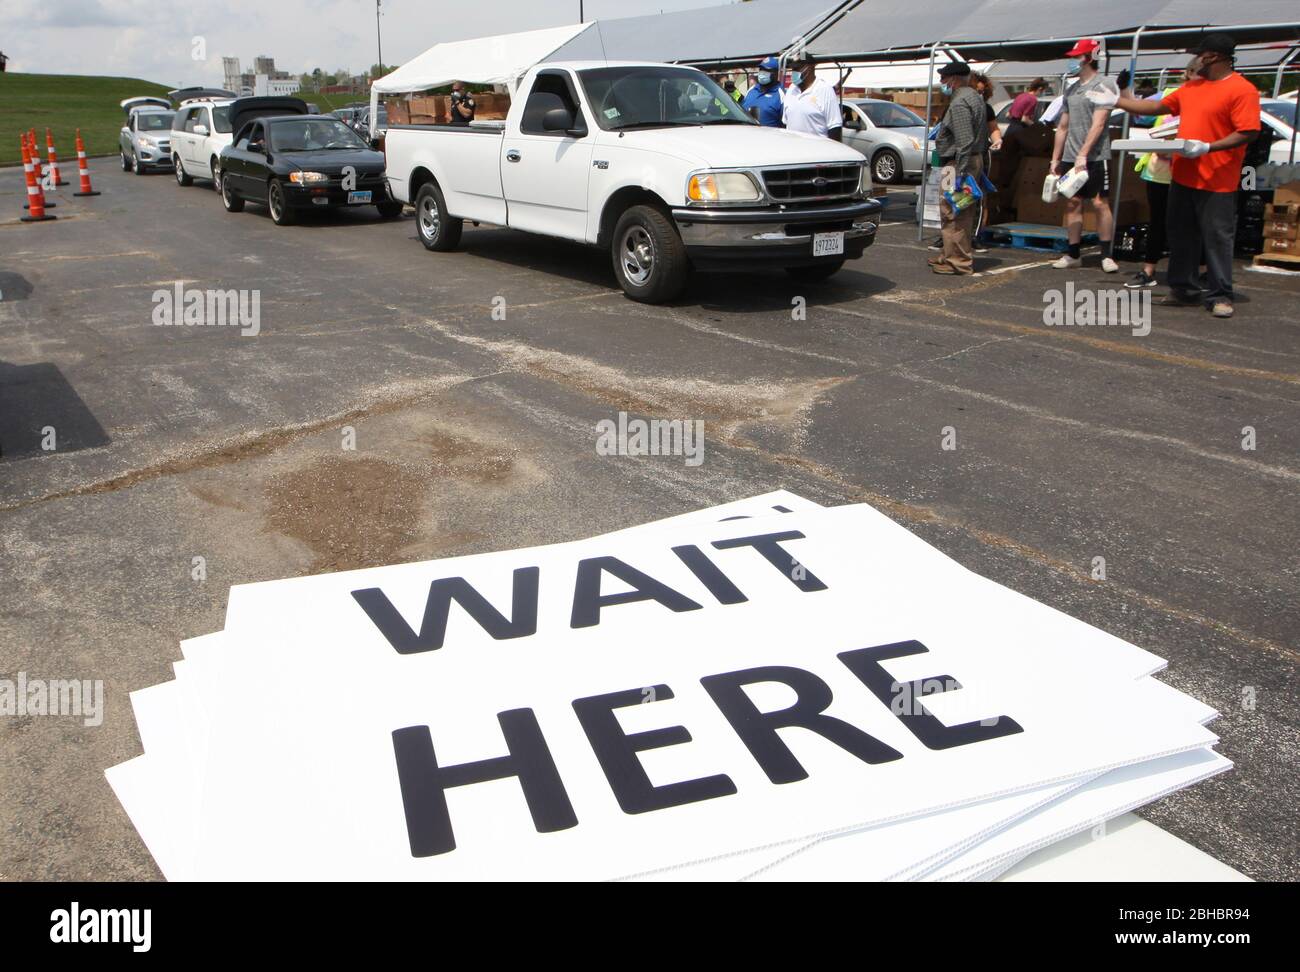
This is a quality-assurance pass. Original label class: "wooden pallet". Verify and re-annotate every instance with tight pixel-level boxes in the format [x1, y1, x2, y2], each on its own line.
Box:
[980, 222, 1098, 253]
[1252, 251, 1300, 271]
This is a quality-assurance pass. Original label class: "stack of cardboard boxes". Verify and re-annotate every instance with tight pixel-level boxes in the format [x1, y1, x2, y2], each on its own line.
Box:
[1005, 156, 1148, 232]
[386, 92, 512, 126]
[1261, 183, 1300, 258]
[888, 90, 949, 126]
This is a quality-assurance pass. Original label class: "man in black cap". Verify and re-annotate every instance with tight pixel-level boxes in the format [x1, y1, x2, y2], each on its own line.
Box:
[1115, 32, 1260, 318]
[930, 61, 988, 274]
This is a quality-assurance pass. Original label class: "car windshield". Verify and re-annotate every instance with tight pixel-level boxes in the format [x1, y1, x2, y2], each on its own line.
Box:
[269, 117, 367, 152]
[578, 66, 755, 131]
[1262, 101, 1297, 129]
[137, 112, 174, 131]
[860, 102, 924, 128]
[212, 106, 233, 133]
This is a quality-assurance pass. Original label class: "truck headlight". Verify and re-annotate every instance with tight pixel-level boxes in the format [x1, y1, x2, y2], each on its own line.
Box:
[686, 171, 762, 205]
[289, 171, 329, 185]
[857, 164, 872, 197]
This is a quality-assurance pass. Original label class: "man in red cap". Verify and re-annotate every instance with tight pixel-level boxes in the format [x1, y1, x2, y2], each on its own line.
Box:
[1049, 38, 1121, 273]
[1114, 32, 1260, 318]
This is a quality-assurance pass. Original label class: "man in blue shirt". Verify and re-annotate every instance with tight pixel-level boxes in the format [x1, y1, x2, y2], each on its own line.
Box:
[742, 56, 785, 127]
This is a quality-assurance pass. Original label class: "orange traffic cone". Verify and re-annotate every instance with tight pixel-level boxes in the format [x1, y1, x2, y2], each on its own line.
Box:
[20, 138, 56, 223]
[22, 132, 56, 209]
[73, 129, 100, 197]
[46, 129, 69, 186]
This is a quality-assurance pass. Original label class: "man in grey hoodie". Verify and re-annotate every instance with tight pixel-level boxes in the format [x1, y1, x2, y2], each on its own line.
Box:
[931, 62, 988, 275]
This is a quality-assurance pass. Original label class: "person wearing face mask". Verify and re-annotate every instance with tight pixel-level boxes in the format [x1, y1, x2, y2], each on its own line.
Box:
[1114, 33, 1260, 319]
[929, 61, 988, 275]
[1050, 38, 1121, 273]
[781, 56, 842, 141]
[742, 56, 786, 128]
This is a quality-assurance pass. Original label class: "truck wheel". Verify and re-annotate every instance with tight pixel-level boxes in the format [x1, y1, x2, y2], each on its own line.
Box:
[174, 157, 193, 187]
[872, 148, 901, 184]
[415, 183, 461, 250]
[611, 205, 689, 303]
[786, 260, 845, 283]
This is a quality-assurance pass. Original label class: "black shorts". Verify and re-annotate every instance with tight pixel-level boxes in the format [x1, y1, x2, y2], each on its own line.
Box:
[1075, 159, 1110, 199]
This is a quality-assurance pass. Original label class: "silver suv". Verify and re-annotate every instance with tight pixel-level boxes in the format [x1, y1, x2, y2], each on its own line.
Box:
[119, 97, 175, 174]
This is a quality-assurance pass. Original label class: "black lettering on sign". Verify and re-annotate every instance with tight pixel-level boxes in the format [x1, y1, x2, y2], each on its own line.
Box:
[391, 709, 577, 857]
[671, 544, 748, 605]
[352, 566, 540, 654]
[711, 531, 828, 592]
[838, 641, 1023, 750]
[701, 666, 903, 784]
[573, 684, 736, 814]
[570, 556, 702, 628]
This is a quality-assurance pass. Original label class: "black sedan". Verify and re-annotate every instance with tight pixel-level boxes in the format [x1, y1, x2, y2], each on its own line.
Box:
[218, 115, 402, 225]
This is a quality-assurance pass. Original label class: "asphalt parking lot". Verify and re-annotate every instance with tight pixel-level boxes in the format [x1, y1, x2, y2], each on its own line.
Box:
[1, 159, 1297, 880]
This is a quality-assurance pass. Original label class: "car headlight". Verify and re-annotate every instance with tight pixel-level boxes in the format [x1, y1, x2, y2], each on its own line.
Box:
[139, 137, 157, 148]
[686, 170, 762, 205]
[289, 171, 329, 185]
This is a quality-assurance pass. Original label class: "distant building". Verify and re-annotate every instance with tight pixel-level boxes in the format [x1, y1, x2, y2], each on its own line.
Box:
[0, 51, 9, 73]
[254, 74, 301, 97]
[225, 54, 298, 96]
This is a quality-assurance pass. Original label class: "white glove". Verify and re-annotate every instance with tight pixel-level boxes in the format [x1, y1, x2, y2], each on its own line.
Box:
[1179, 139, 1210, 158]
[1085, 87, 1119, 110]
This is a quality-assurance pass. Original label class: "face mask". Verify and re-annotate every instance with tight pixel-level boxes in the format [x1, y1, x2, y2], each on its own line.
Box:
[940, 83, 953, 96]
[1195, 55, 1217, 78]
[757, 72, 772, 86]
[792, 70, 806, 86]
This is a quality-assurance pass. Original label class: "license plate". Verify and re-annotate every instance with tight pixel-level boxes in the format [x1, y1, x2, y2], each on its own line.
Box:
[812, 231, 845, 257]
[348, 191, 372, 204]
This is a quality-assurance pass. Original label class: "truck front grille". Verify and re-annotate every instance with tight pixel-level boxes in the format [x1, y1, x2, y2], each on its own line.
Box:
[761, 163, 860, 203]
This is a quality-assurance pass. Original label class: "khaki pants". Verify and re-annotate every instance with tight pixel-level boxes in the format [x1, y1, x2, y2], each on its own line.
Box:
[935, 157, 982, 274]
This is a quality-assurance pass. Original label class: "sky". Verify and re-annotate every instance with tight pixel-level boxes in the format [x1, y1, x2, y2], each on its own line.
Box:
[0, 0, 735, 84]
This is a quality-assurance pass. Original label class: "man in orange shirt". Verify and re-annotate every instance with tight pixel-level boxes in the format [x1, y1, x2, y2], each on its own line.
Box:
[1115, 33, 1260, 318]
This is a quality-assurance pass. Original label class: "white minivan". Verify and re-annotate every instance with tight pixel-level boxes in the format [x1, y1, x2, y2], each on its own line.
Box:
[171, 96, 308, 193]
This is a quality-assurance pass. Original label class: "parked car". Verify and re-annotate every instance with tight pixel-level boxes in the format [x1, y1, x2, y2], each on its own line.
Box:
[170, 96, 307, 193]
[219, 113, 403, 225]
[840, 98, 930, 183]
[119, 97, 175, 174]
[385, 62, 880, 303]
[353, 106, 388, 141]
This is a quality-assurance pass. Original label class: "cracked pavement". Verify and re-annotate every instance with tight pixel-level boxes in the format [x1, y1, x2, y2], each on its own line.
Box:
[1, 161, 1297, 880]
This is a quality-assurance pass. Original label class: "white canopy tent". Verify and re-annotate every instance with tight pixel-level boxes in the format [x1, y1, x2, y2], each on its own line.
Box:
[368, 22, 591, 128]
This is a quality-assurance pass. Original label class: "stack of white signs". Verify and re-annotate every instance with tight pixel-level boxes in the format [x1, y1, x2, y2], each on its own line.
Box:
[108, 491, 1229, 881]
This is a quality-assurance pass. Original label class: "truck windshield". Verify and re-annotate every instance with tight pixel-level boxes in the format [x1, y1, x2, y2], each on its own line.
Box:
[578, 66, 756, 131]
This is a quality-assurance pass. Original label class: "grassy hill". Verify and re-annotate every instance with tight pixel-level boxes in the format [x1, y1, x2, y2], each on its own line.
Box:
[0, 73, 173, 166]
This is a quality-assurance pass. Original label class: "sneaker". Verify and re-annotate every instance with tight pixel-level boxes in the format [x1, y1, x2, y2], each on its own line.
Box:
[1211, 301, 1234, 318]
[974, 244, 990, 253]
[927, 239, 943, 250]
[1125, 271, 1157, 289]
[1101, 257, 1119, 273]
[1051, 254, 1082, 269]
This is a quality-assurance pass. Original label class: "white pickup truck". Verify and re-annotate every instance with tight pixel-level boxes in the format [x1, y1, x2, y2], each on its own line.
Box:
[383, 61, 882, 302]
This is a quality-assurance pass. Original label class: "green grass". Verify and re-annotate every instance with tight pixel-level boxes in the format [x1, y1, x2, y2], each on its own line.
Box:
[0, 72, 173, 166]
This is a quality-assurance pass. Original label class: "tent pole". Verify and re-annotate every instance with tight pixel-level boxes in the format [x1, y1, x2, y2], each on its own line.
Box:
[919, 41, 939, 242]
[1111, 25, 1145, 244]
[1274, 45, 1300, 96]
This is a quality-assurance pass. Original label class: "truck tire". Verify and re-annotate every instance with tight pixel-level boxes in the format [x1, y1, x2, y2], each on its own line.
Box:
[414, 182, 462, 251]
[611, 205, 689, 303]
[786, 260, 845, 283]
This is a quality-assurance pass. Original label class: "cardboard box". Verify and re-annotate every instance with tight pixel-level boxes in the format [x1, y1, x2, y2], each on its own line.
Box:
[1266, 202, 1300, 222]
[1264, 220, 1299, 241]
[1261, 236, 1300, 256]
[385, 100, 410, 125]
[1274, 182, 1300, 207]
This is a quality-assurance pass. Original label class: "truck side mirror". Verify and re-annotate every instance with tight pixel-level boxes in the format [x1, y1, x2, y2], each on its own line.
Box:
[542, 107, 575, 132]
